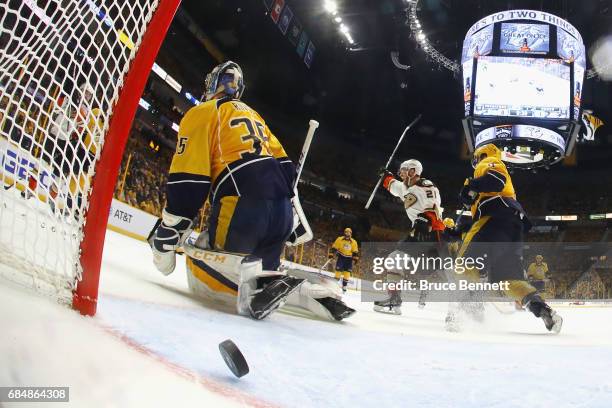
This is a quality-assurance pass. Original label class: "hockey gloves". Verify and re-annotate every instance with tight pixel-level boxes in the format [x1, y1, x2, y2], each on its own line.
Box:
[150, 209, 193, 275]
[459, 177, 478, 207]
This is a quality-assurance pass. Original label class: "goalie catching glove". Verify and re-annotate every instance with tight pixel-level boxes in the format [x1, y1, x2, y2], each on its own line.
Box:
[149, 209, 193, 275]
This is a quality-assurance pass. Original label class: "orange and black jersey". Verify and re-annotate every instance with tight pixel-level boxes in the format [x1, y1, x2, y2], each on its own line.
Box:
[166, 97, 295, 219]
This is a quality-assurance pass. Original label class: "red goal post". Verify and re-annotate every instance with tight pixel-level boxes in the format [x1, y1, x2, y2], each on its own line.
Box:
[0, 0, 181, 316]
[75, 0, 181, 316]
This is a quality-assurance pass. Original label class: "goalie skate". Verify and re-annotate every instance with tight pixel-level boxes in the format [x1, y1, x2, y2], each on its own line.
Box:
[249, 276, 304, 320]
[316, 297, 356, 321]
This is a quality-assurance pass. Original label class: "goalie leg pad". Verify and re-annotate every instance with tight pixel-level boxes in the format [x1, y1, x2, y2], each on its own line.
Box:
[286, 282, 355, 321]
[183, 243, 291, 318]
[284, 269, 355, 321]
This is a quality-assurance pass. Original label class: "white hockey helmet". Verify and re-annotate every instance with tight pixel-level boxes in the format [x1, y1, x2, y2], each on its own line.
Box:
[399, 159, 423, 176]
[204, 61, 245, 101]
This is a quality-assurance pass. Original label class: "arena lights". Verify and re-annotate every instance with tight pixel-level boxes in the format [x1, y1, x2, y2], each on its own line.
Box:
[405, 0, 460, 73]
[323, 0, 337, 15]
[545, 215, 579, 221]
[323, 1, 355, 45]
[138, 97, 180, 134]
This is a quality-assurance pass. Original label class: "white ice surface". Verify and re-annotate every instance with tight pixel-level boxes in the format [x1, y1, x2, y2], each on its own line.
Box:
[2, 229, 612, 407]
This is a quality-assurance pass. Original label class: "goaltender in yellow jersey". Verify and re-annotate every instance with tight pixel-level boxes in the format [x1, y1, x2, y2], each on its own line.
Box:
[150, 61, 304, 320]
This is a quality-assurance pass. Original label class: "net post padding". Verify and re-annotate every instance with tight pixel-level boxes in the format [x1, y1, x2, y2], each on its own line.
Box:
[73, 0, 181, 316]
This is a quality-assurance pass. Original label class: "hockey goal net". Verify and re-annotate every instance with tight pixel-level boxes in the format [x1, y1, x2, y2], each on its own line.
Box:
[0, 0, 179, 315]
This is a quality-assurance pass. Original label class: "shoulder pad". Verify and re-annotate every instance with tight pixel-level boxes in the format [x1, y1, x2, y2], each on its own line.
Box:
[416, 178, 434, 187]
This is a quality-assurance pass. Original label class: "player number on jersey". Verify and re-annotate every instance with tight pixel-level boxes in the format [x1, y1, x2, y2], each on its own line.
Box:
[229, 117, 271, 158]
[176, 136, 188, 155]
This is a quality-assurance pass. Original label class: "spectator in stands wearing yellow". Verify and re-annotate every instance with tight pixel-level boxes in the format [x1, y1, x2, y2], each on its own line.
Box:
[330, 227, 359, 293]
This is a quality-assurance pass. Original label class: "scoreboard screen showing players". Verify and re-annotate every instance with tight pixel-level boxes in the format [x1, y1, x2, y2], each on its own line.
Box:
[473, 56, 570, 119]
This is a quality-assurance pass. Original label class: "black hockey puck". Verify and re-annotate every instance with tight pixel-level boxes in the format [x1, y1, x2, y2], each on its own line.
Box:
[219, 339, 249, 378]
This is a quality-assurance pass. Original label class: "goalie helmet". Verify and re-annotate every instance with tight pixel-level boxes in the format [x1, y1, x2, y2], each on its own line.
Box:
[399, 159, 423, 177]
[204, 61, 245, 101]
[472, 143, 502, 168]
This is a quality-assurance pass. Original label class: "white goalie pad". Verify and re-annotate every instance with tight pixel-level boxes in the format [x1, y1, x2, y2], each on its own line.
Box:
[182, 243, 285, 316]
[285, 268, 345, 321]
[286, 191, 313, 246]
[285, 268, 343, 299]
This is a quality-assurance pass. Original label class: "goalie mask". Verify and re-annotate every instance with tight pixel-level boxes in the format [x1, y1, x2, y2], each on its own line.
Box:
[204, 61, 245, 101]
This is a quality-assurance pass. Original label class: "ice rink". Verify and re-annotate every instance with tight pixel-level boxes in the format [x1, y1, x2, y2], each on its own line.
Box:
[2, 229, 612, 407]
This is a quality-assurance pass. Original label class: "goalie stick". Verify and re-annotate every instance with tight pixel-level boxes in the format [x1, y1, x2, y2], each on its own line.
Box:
[364, 114, 422, 209]
[294, 119, 320, 190]
[286, 119, 319, 247]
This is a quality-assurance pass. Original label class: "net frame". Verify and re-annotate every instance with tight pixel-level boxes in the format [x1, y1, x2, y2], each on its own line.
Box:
[0, 0, 180, 316]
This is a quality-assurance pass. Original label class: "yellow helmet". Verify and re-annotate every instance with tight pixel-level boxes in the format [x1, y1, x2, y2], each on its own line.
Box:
[344, 227, 352, 235]
[443, 218, 455, 228]
[472, 143, 502, 167]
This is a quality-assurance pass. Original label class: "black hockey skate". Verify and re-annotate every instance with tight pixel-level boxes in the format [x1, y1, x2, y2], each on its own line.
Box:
[316, 297, 356, 321]
[249, 276, 304, 320]
[524, 294, 563, 333]
[373, 296, 402, 315]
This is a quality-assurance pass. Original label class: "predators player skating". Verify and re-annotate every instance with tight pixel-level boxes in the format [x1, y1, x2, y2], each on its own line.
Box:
[374, 159, 445, 314]
[456, 143, 562, 333]
[329, 228, 359, 293]
[149, 61, 303, 320]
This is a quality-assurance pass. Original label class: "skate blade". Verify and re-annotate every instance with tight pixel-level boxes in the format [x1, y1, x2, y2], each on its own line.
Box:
[373, 305, 402, 315]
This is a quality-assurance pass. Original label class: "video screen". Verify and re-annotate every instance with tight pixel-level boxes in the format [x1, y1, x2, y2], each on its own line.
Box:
[557, 28, 586, 69]
[461, 25, 493, 63]
[500, 23, 550, 54]
[474, 56, 570, 119]
[462, 59, 474, 116]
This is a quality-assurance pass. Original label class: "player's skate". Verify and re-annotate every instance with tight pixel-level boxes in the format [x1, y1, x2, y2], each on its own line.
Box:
[249, 276, 304, 320]
[373, 293, 402, 315]
[418, 290, 427, 309]
[445, 311, 461, 332]
[524, 293, 563, 333]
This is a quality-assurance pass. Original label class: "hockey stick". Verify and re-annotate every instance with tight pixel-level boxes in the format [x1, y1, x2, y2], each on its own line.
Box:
[364, 114, 422, 209]
[317, 258, 333, 275]
[293, 119, 320, 190]
[286, 119, 319, 247]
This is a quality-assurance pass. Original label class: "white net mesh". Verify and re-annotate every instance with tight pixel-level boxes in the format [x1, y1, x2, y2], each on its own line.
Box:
[0, 0, 161, 303]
